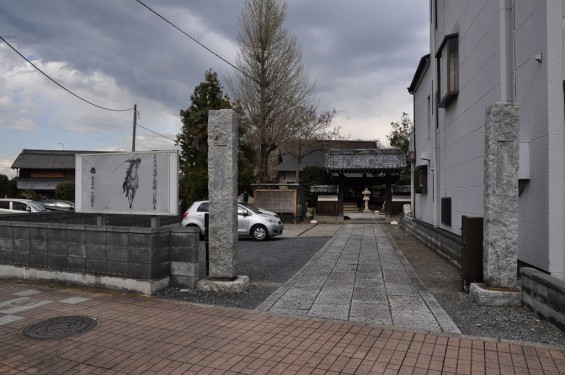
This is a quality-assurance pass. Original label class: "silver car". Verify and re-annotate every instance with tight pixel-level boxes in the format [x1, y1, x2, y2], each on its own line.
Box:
[181, 201, 283, 241]
[0, 198, 48, 214]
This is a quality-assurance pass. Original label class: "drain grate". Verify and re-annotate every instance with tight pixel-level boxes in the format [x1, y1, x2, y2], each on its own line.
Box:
[23, 316, 98, 339]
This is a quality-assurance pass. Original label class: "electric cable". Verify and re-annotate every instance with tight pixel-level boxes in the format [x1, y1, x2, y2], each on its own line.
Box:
[135, 0, 262, 87]
[135, 0, 329, 128]
[0, 35, 134, 112]
[137, 123, 176, 143]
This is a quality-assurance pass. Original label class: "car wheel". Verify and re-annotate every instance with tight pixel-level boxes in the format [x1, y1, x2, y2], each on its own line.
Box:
[251, 225, 268, 241]
[186, 224, 204, 240]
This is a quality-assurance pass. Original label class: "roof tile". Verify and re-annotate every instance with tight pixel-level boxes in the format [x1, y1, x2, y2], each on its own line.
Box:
[325, 149, 407, 171]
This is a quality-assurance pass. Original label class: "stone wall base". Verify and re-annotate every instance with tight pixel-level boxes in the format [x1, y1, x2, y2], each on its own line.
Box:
[469, 282, 521, 306]
[400, 215, 462, 268]
[315, 215, 343, 224]
[521, 267, 565, 333]
[196, 275, 250, 293]
[0, 264, 169, 295]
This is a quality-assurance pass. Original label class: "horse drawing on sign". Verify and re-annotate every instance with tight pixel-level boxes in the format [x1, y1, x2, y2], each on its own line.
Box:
[122, 158, 141, 208]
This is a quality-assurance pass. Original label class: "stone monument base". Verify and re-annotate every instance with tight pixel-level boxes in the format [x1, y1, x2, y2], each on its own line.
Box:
[196, 275, 250, 293]
[470, 283, 521, 306]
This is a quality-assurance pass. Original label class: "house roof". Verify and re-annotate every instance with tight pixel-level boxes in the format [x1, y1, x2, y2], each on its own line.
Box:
[408, 54, 430, 94]
[325, 149, 407, 172]
[278, 150, 326, 172]
[17, 178, 67, 191]
[277, 140, 381, 172]
[12, 149, 106, 169]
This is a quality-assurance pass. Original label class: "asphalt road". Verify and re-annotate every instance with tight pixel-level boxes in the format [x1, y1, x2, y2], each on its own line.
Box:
[155, 236, 332, 309]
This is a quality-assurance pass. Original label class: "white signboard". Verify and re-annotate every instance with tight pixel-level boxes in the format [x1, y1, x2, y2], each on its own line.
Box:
[75, 151, 178, 216]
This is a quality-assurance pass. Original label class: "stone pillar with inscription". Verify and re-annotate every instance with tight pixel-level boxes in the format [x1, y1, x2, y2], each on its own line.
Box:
[470, 102, 520, 305]
[197, 109, 249, 292]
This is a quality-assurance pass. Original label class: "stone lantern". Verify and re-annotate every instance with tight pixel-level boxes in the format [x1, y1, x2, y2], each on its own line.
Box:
[362, 188, 371, 213]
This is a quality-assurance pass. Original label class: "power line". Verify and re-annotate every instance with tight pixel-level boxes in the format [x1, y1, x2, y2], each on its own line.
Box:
[136, 0, 328, 126]
[1, 35, 174, 147]
[137, 123, 177, 143]
[135, 0, 261, 87]
[0, 34, 134, 112]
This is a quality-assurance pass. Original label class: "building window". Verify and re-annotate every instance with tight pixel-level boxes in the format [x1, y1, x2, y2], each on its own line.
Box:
[30, 170, 65, 178]
[441, 197, 452, 226]
[414, 165, 428, 194]
[437, 34, 459, 108]
[427, 95, 431, 139]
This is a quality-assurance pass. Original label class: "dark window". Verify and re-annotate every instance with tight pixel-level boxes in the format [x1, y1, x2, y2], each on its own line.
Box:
[414, 166, 428, 194]
[13, 202, 28, 211]
[437, 34, 459, 108]
[441, 197, 452, 226]
[0, 201, 9, 209]
[427, 95, 431, 139]
[432, 0, 437, 29]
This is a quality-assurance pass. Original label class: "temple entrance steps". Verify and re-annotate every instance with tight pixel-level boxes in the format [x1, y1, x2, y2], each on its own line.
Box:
[343, 202, 360, 213]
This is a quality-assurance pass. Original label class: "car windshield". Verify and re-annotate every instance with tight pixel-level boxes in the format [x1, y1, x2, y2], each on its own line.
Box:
[239, 202, 261, 214]
[28, 201, 48, 211]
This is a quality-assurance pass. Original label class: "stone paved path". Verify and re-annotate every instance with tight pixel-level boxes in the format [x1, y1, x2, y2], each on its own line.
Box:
[257, 224, 460, 334]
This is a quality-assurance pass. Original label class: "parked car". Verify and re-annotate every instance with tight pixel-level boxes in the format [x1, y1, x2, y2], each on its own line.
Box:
[40, 199, 75, 211]
[0, 198, 49, 214]
[238, 201, 278, 217]
[181, 200, 283, 241]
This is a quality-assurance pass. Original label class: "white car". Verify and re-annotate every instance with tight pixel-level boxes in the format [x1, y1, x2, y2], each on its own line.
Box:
[0, 198, 49, 214]
[181, 201, 283, 241]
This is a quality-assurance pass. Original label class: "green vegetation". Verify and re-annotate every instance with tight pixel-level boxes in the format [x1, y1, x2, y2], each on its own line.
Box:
[55, 181, 75, 201]
[176, 69, 256, 210]
[301, 165, 331, 206]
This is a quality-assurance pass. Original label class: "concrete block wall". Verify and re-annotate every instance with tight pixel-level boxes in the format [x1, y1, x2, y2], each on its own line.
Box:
[0, 221, 199, 294]
[0, 211, 180, 227]
[521, 267, 565, 333]
[400, 214, 463, 268]
[169, 227, 200, 288]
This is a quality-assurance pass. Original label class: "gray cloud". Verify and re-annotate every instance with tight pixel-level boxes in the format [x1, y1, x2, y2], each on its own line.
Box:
[0, 0, 429, 175]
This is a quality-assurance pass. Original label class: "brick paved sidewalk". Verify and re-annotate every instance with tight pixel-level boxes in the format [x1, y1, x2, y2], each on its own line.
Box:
[0, 281, 564, 374]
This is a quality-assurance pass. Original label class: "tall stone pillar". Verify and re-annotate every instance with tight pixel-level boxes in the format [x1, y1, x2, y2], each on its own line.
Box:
[483, 102, 519, 288]
[207, 109, 238, 280]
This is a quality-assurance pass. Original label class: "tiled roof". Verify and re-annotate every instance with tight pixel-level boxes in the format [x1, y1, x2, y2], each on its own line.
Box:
[12, 149, 106, 169]
[310, 185, 338, 194]
[392, 185, 411, 194]
[277, 150, 327, 172]
[17, 178, 67, 191]
[325, 149, 407, 172]
[277, 141, 380, 172]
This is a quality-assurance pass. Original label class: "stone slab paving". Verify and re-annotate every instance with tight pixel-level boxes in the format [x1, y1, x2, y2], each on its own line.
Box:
[0, 281, 564, 374]
[257, 224, 461, 334]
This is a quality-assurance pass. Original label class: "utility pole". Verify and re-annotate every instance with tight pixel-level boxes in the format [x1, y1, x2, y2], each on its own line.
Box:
[132, 104, 137, 152]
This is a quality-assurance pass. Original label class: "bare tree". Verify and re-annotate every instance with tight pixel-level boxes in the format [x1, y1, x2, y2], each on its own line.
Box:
[230, 0, 315, 182]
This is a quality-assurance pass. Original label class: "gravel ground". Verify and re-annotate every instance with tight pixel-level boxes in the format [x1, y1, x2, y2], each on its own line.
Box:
[155, 236, 331, 309]
[386, 224, 565, 347]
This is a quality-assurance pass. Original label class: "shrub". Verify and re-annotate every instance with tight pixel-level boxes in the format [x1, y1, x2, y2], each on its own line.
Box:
[55, 181, 75, 201]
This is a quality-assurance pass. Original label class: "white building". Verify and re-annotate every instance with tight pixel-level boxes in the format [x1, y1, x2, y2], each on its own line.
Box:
[409, 1, 565, 279]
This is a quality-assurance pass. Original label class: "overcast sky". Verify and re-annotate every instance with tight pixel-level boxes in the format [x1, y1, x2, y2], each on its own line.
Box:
[0, 0, 429, 178]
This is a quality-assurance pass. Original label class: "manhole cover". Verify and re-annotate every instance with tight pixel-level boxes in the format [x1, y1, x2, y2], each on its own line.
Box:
[23, 316, 98, 339]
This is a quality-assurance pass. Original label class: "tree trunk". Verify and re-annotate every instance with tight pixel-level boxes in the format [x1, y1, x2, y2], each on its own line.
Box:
[259, 143, 271, 183]
[295, 143, 302, 183]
